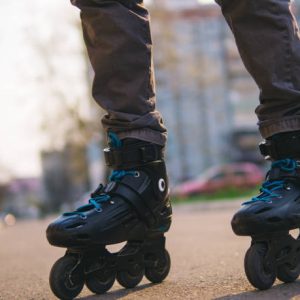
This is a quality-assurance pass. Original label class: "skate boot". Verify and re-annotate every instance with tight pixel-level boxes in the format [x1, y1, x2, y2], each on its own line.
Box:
[46, 132, 172, 300]
[231, 131, 300, 290]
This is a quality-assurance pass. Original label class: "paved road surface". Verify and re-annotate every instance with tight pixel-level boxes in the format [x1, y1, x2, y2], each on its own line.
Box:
[1, 200, 300, 300]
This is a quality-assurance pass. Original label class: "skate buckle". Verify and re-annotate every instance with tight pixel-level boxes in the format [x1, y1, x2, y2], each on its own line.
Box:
[259, 141, 273, 160]
[139, 145, 160, 163]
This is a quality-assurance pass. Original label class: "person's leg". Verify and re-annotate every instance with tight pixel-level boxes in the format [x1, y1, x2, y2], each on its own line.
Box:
[47, 2, 172, 299]
[216, 0, 300, 290]
[217, 0, 300, 138]
[72, 0, 166, 146]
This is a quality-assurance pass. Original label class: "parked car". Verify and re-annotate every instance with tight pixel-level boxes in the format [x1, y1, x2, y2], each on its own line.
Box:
[172, 162, 264, 198]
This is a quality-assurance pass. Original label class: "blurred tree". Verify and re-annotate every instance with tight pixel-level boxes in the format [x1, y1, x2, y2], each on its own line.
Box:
[0, 184, 8, 211]
[0, 161, 12, 184]
[28, 18, 104, 212]
[0, 162, 10, 211]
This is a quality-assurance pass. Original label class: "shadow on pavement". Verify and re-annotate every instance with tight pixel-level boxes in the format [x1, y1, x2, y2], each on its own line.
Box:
[214, 280, 300, 300]
[78, 283, 154, 300]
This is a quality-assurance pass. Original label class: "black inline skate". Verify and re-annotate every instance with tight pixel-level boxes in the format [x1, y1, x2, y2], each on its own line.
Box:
[46, 132, 172, 300]
[232, 131, 300, 290]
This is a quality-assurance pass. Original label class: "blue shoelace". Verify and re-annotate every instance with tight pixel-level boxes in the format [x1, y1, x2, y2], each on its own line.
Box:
[63, 170, 136, 218]
[243, 159, 298, 205]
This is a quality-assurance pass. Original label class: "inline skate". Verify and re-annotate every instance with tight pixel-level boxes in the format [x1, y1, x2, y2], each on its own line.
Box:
[46, 133, 172, 300]
[232, 131, 300, 290]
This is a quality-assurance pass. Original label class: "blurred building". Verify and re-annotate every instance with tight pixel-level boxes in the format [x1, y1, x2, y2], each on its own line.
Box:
[41, 144, 90, 213]
[150, 3, 254, 183]
[150, 1, 300, 183]
[3, 178, 42, 218]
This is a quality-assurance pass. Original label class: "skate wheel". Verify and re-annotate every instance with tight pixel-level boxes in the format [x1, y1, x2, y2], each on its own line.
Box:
[244, 243, 276, 290]
[49, 255, 84, 300]
[116, 263, 144, 289]
[85, 269, 115, 294]
[277, 263, 300, 283]
[145, 249, 171, 283]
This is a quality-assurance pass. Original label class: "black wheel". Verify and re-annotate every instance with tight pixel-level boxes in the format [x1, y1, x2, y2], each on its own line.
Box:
[145, 249, 171, 283]
[244, 243, 276, 290]
[49, 255, 84, 300]
[116, 263, 144, 289]
[85, 269, 115, 294]
[277, 263, 300, 283]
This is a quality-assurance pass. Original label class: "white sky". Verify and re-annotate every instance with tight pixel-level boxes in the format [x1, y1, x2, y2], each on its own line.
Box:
[0, 1, 86, 180]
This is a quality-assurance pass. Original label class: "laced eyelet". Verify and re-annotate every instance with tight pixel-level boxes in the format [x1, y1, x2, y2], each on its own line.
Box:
[110, 201, 115, 205]
[95, 208, 103, 213]
[285, 185, 292, 191]
[134, 171, 140, 178]
[80, 214, 87, 220]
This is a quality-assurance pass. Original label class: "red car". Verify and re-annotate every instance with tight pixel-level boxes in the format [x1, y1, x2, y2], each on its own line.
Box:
[172, 162, 264, 197]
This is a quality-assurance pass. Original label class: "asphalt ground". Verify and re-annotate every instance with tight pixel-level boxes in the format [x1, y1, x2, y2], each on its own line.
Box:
[1, 200, 300, 300]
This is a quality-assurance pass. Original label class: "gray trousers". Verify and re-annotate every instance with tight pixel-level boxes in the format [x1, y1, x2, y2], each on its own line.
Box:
[72, 0, 300, 146]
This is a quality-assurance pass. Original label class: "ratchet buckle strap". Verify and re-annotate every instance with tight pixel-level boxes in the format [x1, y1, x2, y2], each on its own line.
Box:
[259, 131, 300, 160]
[104, 143, 164, 169]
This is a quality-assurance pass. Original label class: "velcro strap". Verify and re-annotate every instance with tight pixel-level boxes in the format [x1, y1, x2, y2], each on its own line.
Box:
[112, 183, 156, 227]
[259, 135, 300, 160]
[104, 143, 163, 169]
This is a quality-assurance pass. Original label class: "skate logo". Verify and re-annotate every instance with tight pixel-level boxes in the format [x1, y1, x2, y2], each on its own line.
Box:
[158, 178, 166, 192]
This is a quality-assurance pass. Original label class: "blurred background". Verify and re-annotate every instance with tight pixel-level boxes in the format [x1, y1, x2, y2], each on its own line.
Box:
[1, 0, 300, 224]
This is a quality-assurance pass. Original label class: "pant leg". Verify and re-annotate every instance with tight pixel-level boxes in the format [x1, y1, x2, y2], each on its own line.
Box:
[216, 0, 300, 138]
[71, 0, 167, 146]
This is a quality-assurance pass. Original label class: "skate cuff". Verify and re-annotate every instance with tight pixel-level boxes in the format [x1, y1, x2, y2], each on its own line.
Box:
[104, 143, 164, 169]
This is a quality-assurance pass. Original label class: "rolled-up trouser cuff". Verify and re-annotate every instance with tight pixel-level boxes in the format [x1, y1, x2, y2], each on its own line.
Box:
[259, 116, 300, 139]
[116, 128, 167, 146]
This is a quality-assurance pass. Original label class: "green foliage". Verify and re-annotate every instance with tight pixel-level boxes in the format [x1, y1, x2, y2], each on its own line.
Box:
[172, 185, 259, 204]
